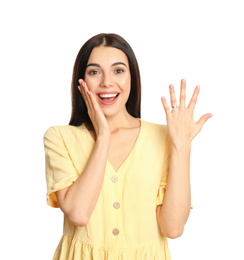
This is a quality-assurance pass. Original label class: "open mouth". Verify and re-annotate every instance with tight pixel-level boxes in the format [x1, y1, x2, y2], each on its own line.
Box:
[99, 93, 119, 100]
[98, 93, 120, 105]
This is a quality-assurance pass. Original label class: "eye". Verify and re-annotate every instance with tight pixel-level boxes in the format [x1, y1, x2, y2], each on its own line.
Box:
[88, 70, 100, 75]
[114, 69, 124, 74]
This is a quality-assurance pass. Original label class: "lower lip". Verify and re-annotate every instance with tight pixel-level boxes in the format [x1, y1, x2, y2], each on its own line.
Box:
[98, 94, 119, 106]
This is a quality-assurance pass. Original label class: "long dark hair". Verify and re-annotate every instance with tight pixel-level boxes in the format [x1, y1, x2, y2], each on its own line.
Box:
[69, 33, 141, 126]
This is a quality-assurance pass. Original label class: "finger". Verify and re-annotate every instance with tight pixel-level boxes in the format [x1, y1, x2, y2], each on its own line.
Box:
[78, 79, 88, 103]
[82, 81, 104, 119]
[188, 86, 200, 114]
[79, 79, 92, 109]
[87, 90, 101, 112]
[180, 79, 186, 108]
[196, 113, 213, 131]
[83, 82, 94, 109]
[169, 84, 177, 107]
[161, 96, 171, 117]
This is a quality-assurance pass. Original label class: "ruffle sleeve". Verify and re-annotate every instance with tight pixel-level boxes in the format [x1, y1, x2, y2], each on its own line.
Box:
[44, 126, 79, 208]
[156, 181, 167, 206]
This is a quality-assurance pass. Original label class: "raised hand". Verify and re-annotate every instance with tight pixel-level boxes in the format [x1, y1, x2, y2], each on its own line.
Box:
[161, 79, 212, 147]
[78, 79, 110, 139]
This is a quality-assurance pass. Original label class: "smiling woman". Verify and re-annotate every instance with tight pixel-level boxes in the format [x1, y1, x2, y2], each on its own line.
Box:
[43, 33, 212, 260]
[69, 33, 141, 127]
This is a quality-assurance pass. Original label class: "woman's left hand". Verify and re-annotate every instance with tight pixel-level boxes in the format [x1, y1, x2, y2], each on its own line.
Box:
[161, 79, 212, 148]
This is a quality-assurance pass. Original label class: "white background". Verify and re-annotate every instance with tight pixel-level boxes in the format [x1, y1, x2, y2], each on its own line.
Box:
[1, 0, 244, 259]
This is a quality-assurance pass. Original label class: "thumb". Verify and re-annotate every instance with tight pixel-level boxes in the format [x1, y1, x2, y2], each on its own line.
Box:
[196, 113, 213, 131]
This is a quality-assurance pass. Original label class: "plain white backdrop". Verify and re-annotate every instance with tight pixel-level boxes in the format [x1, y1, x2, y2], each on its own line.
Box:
[1, 0, 244, 259]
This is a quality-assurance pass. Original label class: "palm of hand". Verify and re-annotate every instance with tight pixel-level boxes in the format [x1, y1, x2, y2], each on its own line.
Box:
[161, 79, 212, 147]
[78, 79, 110, 138]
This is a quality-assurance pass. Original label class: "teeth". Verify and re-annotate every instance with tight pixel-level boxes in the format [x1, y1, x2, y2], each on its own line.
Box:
[99, 93, 118, 98]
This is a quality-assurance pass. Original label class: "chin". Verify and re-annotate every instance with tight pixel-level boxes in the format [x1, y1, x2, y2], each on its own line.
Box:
[102, 109, 119, 118]
[101, 106, 127, 118]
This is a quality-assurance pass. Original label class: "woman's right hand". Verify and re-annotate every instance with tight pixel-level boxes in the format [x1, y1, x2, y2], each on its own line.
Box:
[78, 79, 110, 139]
[55, 80, 111, 225]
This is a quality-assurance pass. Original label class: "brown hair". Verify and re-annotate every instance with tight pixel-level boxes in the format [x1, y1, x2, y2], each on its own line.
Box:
[69, 33, 141, 126]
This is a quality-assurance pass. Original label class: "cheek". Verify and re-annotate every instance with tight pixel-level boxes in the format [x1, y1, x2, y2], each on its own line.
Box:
[84, 77, 97, 91]
[120, 75, 131, 93]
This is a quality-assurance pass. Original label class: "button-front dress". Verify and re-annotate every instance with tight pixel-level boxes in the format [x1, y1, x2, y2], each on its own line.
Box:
[44, 119, 172, 259]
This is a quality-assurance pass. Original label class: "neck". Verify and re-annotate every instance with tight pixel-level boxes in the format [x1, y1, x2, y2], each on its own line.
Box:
[85, 109, 140, 133]
[105, 110, 137, 132]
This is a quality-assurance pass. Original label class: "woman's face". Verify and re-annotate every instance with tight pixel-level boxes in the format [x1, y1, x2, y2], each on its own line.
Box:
[84, 46, 131, 118]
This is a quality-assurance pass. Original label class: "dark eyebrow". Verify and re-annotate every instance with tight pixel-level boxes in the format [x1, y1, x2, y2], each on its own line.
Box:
[86, 63, 100, 68]
[112, 62, 127, 67]
[86, 62, 127, 68]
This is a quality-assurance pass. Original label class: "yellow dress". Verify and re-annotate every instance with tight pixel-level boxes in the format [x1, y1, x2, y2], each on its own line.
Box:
[44, 119, 172, 260]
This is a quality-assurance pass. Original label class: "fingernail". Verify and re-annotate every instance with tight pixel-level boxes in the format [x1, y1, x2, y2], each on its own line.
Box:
[79, 80, 84, 87]
[79, 79, 85, 87]
[161, 96, 166, 101]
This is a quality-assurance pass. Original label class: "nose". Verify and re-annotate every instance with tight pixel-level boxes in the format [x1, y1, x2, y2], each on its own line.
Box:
[100, 73, 114, 88]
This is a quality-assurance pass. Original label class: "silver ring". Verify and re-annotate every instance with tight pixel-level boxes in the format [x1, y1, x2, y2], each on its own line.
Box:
[171, 105, 178, 108]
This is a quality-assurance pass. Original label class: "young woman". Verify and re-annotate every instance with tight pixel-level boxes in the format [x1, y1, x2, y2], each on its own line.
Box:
[44, 33, 212, 259]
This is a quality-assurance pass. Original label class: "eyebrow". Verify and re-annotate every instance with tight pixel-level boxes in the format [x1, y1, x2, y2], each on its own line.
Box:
[86, 62, 127, 68]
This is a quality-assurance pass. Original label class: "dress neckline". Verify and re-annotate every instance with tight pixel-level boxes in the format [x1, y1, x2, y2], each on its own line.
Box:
[81, 118, 143, 173]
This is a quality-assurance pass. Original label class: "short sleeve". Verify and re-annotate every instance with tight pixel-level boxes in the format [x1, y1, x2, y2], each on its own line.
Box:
[156, 181, 167, 206]
[44, 126, 79, 208]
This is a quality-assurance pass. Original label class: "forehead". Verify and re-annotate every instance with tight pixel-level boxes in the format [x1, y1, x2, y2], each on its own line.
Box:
[87, 46, 129, 65]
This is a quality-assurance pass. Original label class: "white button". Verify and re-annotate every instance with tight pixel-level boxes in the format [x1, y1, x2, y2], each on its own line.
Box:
[112, 228, 119, 235]
[111, 175, 118, 183]
[113, 202, 120, 209]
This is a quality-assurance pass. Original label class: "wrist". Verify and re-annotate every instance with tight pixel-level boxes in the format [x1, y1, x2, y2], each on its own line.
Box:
[94, 135, 110, 157]
[96, 132, 110, 144]
[171, 141, 191, 153]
